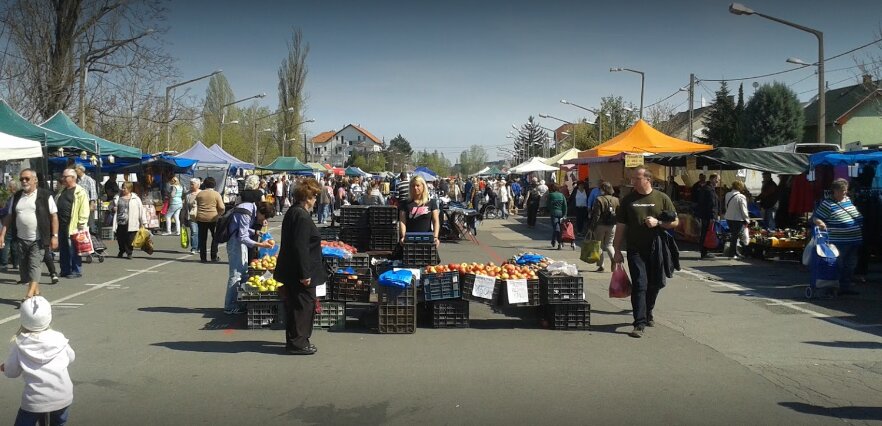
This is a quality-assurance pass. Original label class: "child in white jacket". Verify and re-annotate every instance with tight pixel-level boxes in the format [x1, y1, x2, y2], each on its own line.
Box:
[1, 296, 75, 425]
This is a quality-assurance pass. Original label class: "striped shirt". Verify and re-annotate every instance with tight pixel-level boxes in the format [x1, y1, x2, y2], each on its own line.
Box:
[813, 197, 863, 245]
[396, 180, 410, 203]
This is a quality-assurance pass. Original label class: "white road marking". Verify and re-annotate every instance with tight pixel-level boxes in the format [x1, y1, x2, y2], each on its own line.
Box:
[125, 269, 159, 273]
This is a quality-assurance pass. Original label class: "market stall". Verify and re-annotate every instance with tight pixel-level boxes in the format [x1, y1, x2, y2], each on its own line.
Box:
[260, 157, 313, 175]
[0, 131, 42, 161]
[175, 142, 235, 203]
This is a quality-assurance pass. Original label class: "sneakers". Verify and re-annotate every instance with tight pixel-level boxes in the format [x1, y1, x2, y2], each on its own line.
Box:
[646, 320, 655, 327]
[628, 326, 645, 338]
[286, 345, 317, 355]
[700, 253, 716, 260]
[595, 267, 605, 273]
[50, 274, 59, 284]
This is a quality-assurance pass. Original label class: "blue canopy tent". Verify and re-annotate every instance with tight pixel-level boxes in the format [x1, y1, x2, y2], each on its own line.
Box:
[413, 170, 437, 182]
[208, 144, 255, 170]
[175, 142, 235, 200]
[413, 166, 438, 177]
[115, 154, 198, 174]
[344, 166, 370, 177]
[809, 150, 882, 168]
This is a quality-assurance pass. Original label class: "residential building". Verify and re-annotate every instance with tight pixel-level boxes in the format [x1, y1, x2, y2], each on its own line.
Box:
[663, 105, 711, 142]
[310, 124, 384, 166]
[802, 75, 882, 147]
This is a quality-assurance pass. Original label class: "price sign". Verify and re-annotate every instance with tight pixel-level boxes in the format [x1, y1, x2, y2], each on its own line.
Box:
[686, 157, 697, 170]
[506, 279, 529, 304]
[471, 274, 496, 300]
[316, 283, 327, 298]
[624, 154, 644, 168]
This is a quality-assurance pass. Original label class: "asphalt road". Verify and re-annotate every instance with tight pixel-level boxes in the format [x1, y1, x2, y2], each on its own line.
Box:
[0, 212, 880, 425]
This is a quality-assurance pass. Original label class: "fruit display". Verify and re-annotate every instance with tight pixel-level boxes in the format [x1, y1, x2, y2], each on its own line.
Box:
[249, 255, 277, 271]
[245, 275, 284, 293]
[750, 227, 808, 248]
[321, 240, 358, 254]
[432, 262, 538, 280]
[503, 252, 552, 272]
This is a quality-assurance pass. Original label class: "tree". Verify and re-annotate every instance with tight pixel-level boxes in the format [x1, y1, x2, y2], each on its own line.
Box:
[734, 83, 746, 146]
[513, 116, 548, 163]
[277, 28, 309, 159]
[645, 103, 678, 136]
[414, 150, 451, 176]
[384, 134, 412, 172]
[203, 74, 236, 146]
[388, 134, 412, 156]
[741, 82, 805, 148]
[0, 0, 170, 120]
[458, 145, 488, 176]
[365, 152, 387, 172]
[699, 81, 738, 146]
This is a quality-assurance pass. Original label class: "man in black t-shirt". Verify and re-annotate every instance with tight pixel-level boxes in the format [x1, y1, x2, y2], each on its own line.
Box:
[613, 167, 679, 339]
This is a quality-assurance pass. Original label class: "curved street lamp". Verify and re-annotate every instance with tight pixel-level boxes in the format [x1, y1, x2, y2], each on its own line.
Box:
[610, 68, 645, 119]
[221, 93, 266, 148]
[165, 69, 222, 151]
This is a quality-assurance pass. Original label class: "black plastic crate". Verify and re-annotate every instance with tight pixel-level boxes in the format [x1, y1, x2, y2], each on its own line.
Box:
[539, 270, 585, 304]
[420, 300, 469, 328]
[377, 282, 416, 306]
[421, 271, 462, 301]
[370, 228, 399, 252]
[500, 279, 541, 307]
[340, 205, 371, 229]
[377, 304, 416, 334]
[245, 301, 284, 329]
[330, 269, 372, 302]
[319, 226, 340, 241]
[237, 289, 281, 302]
[340, 229, 370, 252]
[545, 302, 591, 330]
[402, 242, 439, 267]
[460, 273, 500, 305]
[313, 301, 346, 331]
[369, 206, 399, 228]
[323, 253, 371, 274]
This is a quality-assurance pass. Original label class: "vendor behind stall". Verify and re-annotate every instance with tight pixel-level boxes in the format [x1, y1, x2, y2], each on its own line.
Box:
[398, 175, 440, 248]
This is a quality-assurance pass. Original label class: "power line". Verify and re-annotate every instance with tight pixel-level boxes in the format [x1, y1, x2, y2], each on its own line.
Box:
[645, 87, 686, 109]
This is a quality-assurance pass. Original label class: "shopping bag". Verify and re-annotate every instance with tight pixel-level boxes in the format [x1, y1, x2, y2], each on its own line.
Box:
[580, 239, 601, 264]
[609, 263, 632, 298]
[132, 227, 150, 249]
[702, 220, 719, 249]
[283, 197, 292, 208]
[102, 210, 114, 227]
[160, 200, 169, 216]
[560, 220, 575, 242]
[740, 227, 750, 246]
[802, 234, 817, 266]
[143, 237, 154, 255]
[73, 230, 94, 256]
[257, 232, 279, 258]
[180, 227, 189, 249]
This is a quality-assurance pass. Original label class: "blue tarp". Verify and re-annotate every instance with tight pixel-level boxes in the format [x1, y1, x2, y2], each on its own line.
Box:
[117, 154, 198, 174]
[809, 151, 882, 168]
[414, 166, 438, 177]
[48, 154, 198, 174]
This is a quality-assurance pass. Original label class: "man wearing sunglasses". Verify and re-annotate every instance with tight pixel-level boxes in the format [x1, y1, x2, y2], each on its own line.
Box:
[0, 169, 59, 299]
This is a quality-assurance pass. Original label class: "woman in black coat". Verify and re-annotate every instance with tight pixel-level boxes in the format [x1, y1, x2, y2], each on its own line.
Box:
[274, 178, 326, 355]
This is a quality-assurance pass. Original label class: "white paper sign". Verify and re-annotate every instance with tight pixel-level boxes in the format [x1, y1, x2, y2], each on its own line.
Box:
[506, 279, 529, 304]
[316, 283, 327, 298]
[471, 274, 496, 300]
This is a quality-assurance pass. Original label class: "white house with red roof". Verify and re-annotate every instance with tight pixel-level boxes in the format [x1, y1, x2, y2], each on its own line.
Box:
[310, 124, 383, 166]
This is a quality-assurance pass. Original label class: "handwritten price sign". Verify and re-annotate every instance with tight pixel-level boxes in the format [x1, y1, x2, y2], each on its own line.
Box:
[506, 279, 528, 304]
[471, 274, 496, 300]
[316, 283, 327, 298]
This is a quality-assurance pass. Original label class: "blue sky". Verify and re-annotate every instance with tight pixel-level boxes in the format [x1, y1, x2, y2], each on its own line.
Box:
[163, 0, 882, 160]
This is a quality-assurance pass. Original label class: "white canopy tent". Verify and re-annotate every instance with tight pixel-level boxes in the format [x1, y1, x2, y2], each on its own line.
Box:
[509, 157, 557, 174]
[0, 131, 42, 160]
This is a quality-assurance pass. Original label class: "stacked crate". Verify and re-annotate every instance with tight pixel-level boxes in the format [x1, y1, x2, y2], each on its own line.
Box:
[369, 206, 399, 252]
[339, 206, 371, 251]
[460, 273, 500, 306]
[239, 268, 284, 329]
[538, 270, 589, 330]
[329, 268, 372, 303]
[376, 271, 416, 334]
[313, 301, 346, 331]
[420, 300, 469, 328]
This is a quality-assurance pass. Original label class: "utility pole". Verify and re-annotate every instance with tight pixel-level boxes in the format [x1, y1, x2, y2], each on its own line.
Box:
[303, 133, 308, 162]
[688, 73, 695, 142]
[79, 53, 87, 131]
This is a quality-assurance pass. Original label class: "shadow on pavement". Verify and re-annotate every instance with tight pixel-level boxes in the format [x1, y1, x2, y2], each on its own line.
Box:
[586, 323, 631, 335]
[0, 297, 21, 308]
[151, 340, 285, 354]
[802, 340, 882, 349]
[779, 402, 882, 421]
[280, 401, 417, 425]
[138, 306, 241, 330]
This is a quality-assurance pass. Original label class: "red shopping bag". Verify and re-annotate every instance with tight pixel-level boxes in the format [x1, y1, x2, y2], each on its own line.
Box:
[560, 219, 575, 242]
[160, 199, 169, 216]
[73, 230, 94, 256]
[609, 263, 632, 298]
[702, 220, 718, 249]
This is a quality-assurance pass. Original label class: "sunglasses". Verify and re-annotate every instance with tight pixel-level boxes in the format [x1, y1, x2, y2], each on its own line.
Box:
[19, 177, 32, 182]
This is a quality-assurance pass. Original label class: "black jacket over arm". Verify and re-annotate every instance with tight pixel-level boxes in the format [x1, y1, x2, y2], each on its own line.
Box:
[274, 206, 326, 296]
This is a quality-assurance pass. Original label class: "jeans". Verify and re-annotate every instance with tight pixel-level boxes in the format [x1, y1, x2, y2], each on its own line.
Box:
[14, 406, 69, 426]
[836, 243, 860, 290]
[550, 216, 562, 246]
[499, 201, 509, 219]
[627, 250, 662, 328]
[1, 228, 17, 268]
[189, 221, 199, 251]
[763, 206, 776, 230]
[726, 220, 746, 257]
[164, 205, 182, 234]
[317, 204, 329, 224]
[58, 233, 82, 276]
[594, 224, 616, 269]
[226, 241, 247, 311]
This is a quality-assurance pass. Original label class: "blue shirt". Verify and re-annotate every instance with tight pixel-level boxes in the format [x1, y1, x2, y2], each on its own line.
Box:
[511, 182, 522, 197]
[231, 202, 259, 248]
[587, 187, 602, 209]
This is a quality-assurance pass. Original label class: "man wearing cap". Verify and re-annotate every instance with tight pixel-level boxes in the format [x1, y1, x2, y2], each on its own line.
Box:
[0, 169, 60, 298]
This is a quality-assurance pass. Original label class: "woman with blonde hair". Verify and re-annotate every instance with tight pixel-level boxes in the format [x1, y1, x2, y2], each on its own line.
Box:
[398, 175, 441, 248]
[723, 180, 749, 259]
[163, 176, 183, 236]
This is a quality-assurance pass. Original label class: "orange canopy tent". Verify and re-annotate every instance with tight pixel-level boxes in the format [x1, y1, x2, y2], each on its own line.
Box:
[581, 119, 712, 158]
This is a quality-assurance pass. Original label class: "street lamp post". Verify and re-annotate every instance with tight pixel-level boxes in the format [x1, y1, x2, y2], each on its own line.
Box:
[252, 107, 304, 164]
[165, 69, 222, 151]
[730, 2, 825, 144]
[609, 68, 645, 119]
[560, 99, 604, 143]
[220, 93, 267, 149]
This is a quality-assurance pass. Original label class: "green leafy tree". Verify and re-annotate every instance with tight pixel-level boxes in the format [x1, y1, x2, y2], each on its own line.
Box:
[414, 150, 452, 176]
[734, 83, 746, 146]
[742, 82, 805, 148]
[345, 153, 368, 169]
[277, 28, 309, 159]
[699, 81, 738, 146]
[365, 153, 387, 172]
[385, 134, 412, 172]
[388, 134, 413, 156]
[458, 145, 488, 176]
[203, 74, 236, 146]
[598, 96, 638, 141]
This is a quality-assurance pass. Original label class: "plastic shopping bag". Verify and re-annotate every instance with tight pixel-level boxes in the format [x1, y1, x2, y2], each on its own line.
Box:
[73, 230, 94, 256]
[132, 227, 150, 249]
[580, 239, 601, 264]
[378, 269, 414, 289]
[802, 235, 817, 266]
[180, 227, 189, 249]
[609, 263, 632, 298]
[702, 220, 719, 249]
[257, 232, 280, 258]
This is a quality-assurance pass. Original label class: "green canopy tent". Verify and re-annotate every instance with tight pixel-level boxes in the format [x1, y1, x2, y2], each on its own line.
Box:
[0, 99, 93, 151]
[259, 156, 313, 173]
[41, 110, 142, 159]
[646, 147, 809, 175]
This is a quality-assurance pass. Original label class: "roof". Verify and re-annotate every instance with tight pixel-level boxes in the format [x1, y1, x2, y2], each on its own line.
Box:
[348, 124, 382, 145]
[582, 119, 712, 157]
[312, 130, 336, 144]
[803, 79, 881, 125]
[41, 110, 142, 158]
[663, 106, 711, 137]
